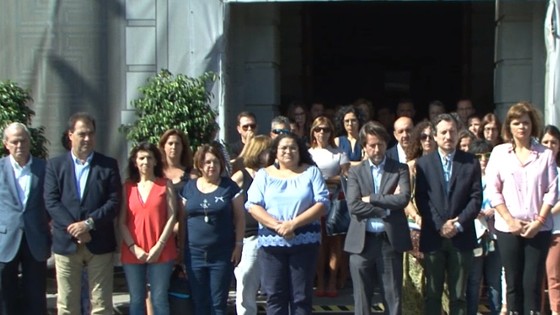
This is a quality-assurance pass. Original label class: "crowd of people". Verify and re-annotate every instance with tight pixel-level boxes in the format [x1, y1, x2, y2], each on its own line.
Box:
[1, 98, 559, 315]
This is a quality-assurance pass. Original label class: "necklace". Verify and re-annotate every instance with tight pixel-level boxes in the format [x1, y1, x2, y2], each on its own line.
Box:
[201, 199, 210, 223]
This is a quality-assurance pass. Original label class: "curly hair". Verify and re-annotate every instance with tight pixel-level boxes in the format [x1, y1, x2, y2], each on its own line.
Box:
[126, 142, 164, 182]
[334, 105, 365, 137]
[404, 120, 432, 161]
[266, 133, 316, 167]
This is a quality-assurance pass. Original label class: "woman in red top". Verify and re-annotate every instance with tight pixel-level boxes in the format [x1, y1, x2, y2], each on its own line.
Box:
[119, 142, 177, 315]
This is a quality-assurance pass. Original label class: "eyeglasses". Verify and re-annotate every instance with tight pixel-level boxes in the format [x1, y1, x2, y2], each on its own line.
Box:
[420, 133, 431, 141]
[475, 152, 491, 160]
[313, 127, 331, 133]
[241, 124, 257, 131]
[272, 128, 290, 135]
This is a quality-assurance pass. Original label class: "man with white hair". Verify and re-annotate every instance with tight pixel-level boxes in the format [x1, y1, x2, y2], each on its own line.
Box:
[0, 122, 51, 315]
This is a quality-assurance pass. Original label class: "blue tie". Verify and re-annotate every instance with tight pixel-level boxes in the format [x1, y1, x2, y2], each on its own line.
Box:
[444, 156, 452, 193]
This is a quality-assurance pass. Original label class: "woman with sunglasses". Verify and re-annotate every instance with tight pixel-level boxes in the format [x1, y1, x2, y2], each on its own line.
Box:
[543, 125, 560, 315]
[466, 139, 502, 315]
[334, 105, 366, 166]
[308, 116, 350, 298]
[402, 119, 436, 313]
[486, 102, 557, 315]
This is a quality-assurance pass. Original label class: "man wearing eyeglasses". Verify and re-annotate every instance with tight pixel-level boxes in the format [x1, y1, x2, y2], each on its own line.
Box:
[269, 115, 291, 139]
[230, 111, 258, 159]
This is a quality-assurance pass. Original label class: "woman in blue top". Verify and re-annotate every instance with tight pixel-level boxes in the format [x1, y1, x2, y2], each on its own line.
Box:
[179, 144, 245, 315]
[334, 105, 365, 166]
[246, 133, 329, 315]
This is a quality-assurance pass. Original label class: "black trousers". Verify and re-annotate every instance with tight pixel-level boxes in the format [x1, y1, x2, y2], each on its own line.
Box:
[0, 234, 47, 315]
[496, 230, 551, 315]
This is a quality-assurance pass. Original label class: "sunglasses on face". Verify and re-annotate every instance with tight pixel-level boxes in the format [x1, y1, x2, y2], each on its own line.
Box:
[241, 124, 257, 131]
[272, 128, 290, 135]
[475, 152, 491, 160]
[420, 133, 431, 141]
[313, 127, 331, 133]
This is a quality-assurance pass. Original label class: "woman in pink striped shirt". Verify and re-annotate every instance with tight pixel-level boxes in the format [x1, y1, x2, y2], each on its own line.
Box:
[485, 102, 558, 315]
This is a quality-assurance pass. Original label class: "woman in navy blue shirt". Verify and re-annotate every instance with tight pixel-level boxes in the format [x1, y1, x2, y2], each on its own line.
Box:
[179, 144, 245, 315]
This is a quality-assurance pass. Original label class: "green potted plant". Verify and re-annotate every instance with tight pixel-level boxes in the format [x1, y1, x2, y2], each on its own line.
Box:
[120, 69, 218, 150]
[0, 80, 49, 158]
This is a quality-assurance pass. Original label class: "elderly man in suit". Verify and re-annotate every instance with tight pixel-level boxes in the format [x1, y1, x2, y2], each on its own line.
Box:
[386, 116, 413, 163]
[44, 112, 122, 315]
[0, 122, 51, 315]
[344, 121, 412, 315]
[415, 113, 481, 315]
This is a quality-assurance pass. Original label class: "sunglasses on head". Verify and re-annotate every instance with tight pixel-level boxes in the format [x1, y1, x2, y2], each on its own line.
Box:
[475, 152, 491, 160]
[313, 127, 331, 133]
[272, 128, 290, 135]
[241, 124, 257, 131]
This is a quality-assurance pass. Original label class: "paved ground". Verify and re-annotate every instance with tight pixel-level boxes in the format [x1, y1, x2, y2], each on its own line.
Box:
[44, 267, 496, 314]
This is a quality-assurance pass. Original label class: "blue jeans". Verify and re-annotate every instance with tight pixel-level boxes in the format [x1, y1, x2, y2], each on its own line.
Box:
[184, 246, 233, 315]
[123, 261, 174, 315]
[466, 240, 502, 315]
[259, 243, 319, 315]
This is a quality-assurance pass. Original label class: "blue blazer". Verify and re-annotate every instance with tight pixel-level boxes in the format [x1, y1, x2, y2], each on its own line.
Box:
[0, 157, 51, 262]
[44, 152, 122, 255]
[415, 150, 482, 252]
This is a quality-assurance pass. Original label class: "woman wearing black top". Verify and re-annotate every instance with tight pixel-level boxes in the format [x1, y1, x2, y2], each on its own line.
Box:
[231, 135, 272, 315]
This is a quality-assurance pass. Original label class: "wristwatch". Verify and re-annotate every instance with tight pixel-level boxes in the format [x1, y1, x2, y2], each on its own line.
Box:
[84, 218, 95, 231]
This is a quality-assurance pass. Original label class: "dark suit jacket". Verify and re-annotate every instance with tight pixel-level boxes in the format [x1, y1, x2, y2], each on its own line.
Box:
[44, 152, 122, 255]
[385, 145, 400, 162]
[344, 158, 412, 254]
[0, 157, 51, 262]
[415, 150, 482, 252]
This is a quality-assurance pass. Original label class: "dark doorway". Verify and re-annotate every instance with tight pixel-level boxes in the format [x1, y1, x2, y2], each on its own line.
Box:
[280, 2, 495, 119]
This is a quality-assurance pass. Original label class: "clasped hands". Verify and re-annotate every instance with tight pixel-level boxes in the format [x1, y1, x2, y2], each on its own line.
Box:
[131, 242, 165, 263]
[507, 218, 540, 238]
[273, 220, 296, 240]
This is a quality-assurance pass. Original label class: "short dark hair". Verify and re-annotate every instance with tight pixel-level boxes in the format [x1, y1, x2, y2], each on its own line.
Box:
[193, 143, 227, 175]
[468, 139, 493, 154]
[542, 125, 560, 165]
[127, 142, 164, 182]
[68, 112, 96, 132]
[267, 133, 315, 167]
[359, 121, 390, 147]
[237, 111, 257, 126]
[431, 113, 458, 134]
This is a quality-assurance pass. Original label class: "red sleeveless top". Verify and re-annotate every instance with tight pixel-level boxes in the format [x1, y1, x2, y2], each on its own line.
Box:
[121, 178, 177, 264]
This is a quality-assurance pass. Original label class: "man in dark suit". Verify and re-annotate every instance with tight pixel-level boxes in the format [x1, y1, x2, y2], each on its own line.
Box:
[386, 116, 413, 163]
[44, 112, 122, 315]
[0, 122, 51, 315]
[344, 121, 412, 315]
[415, 113, 482, 315]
